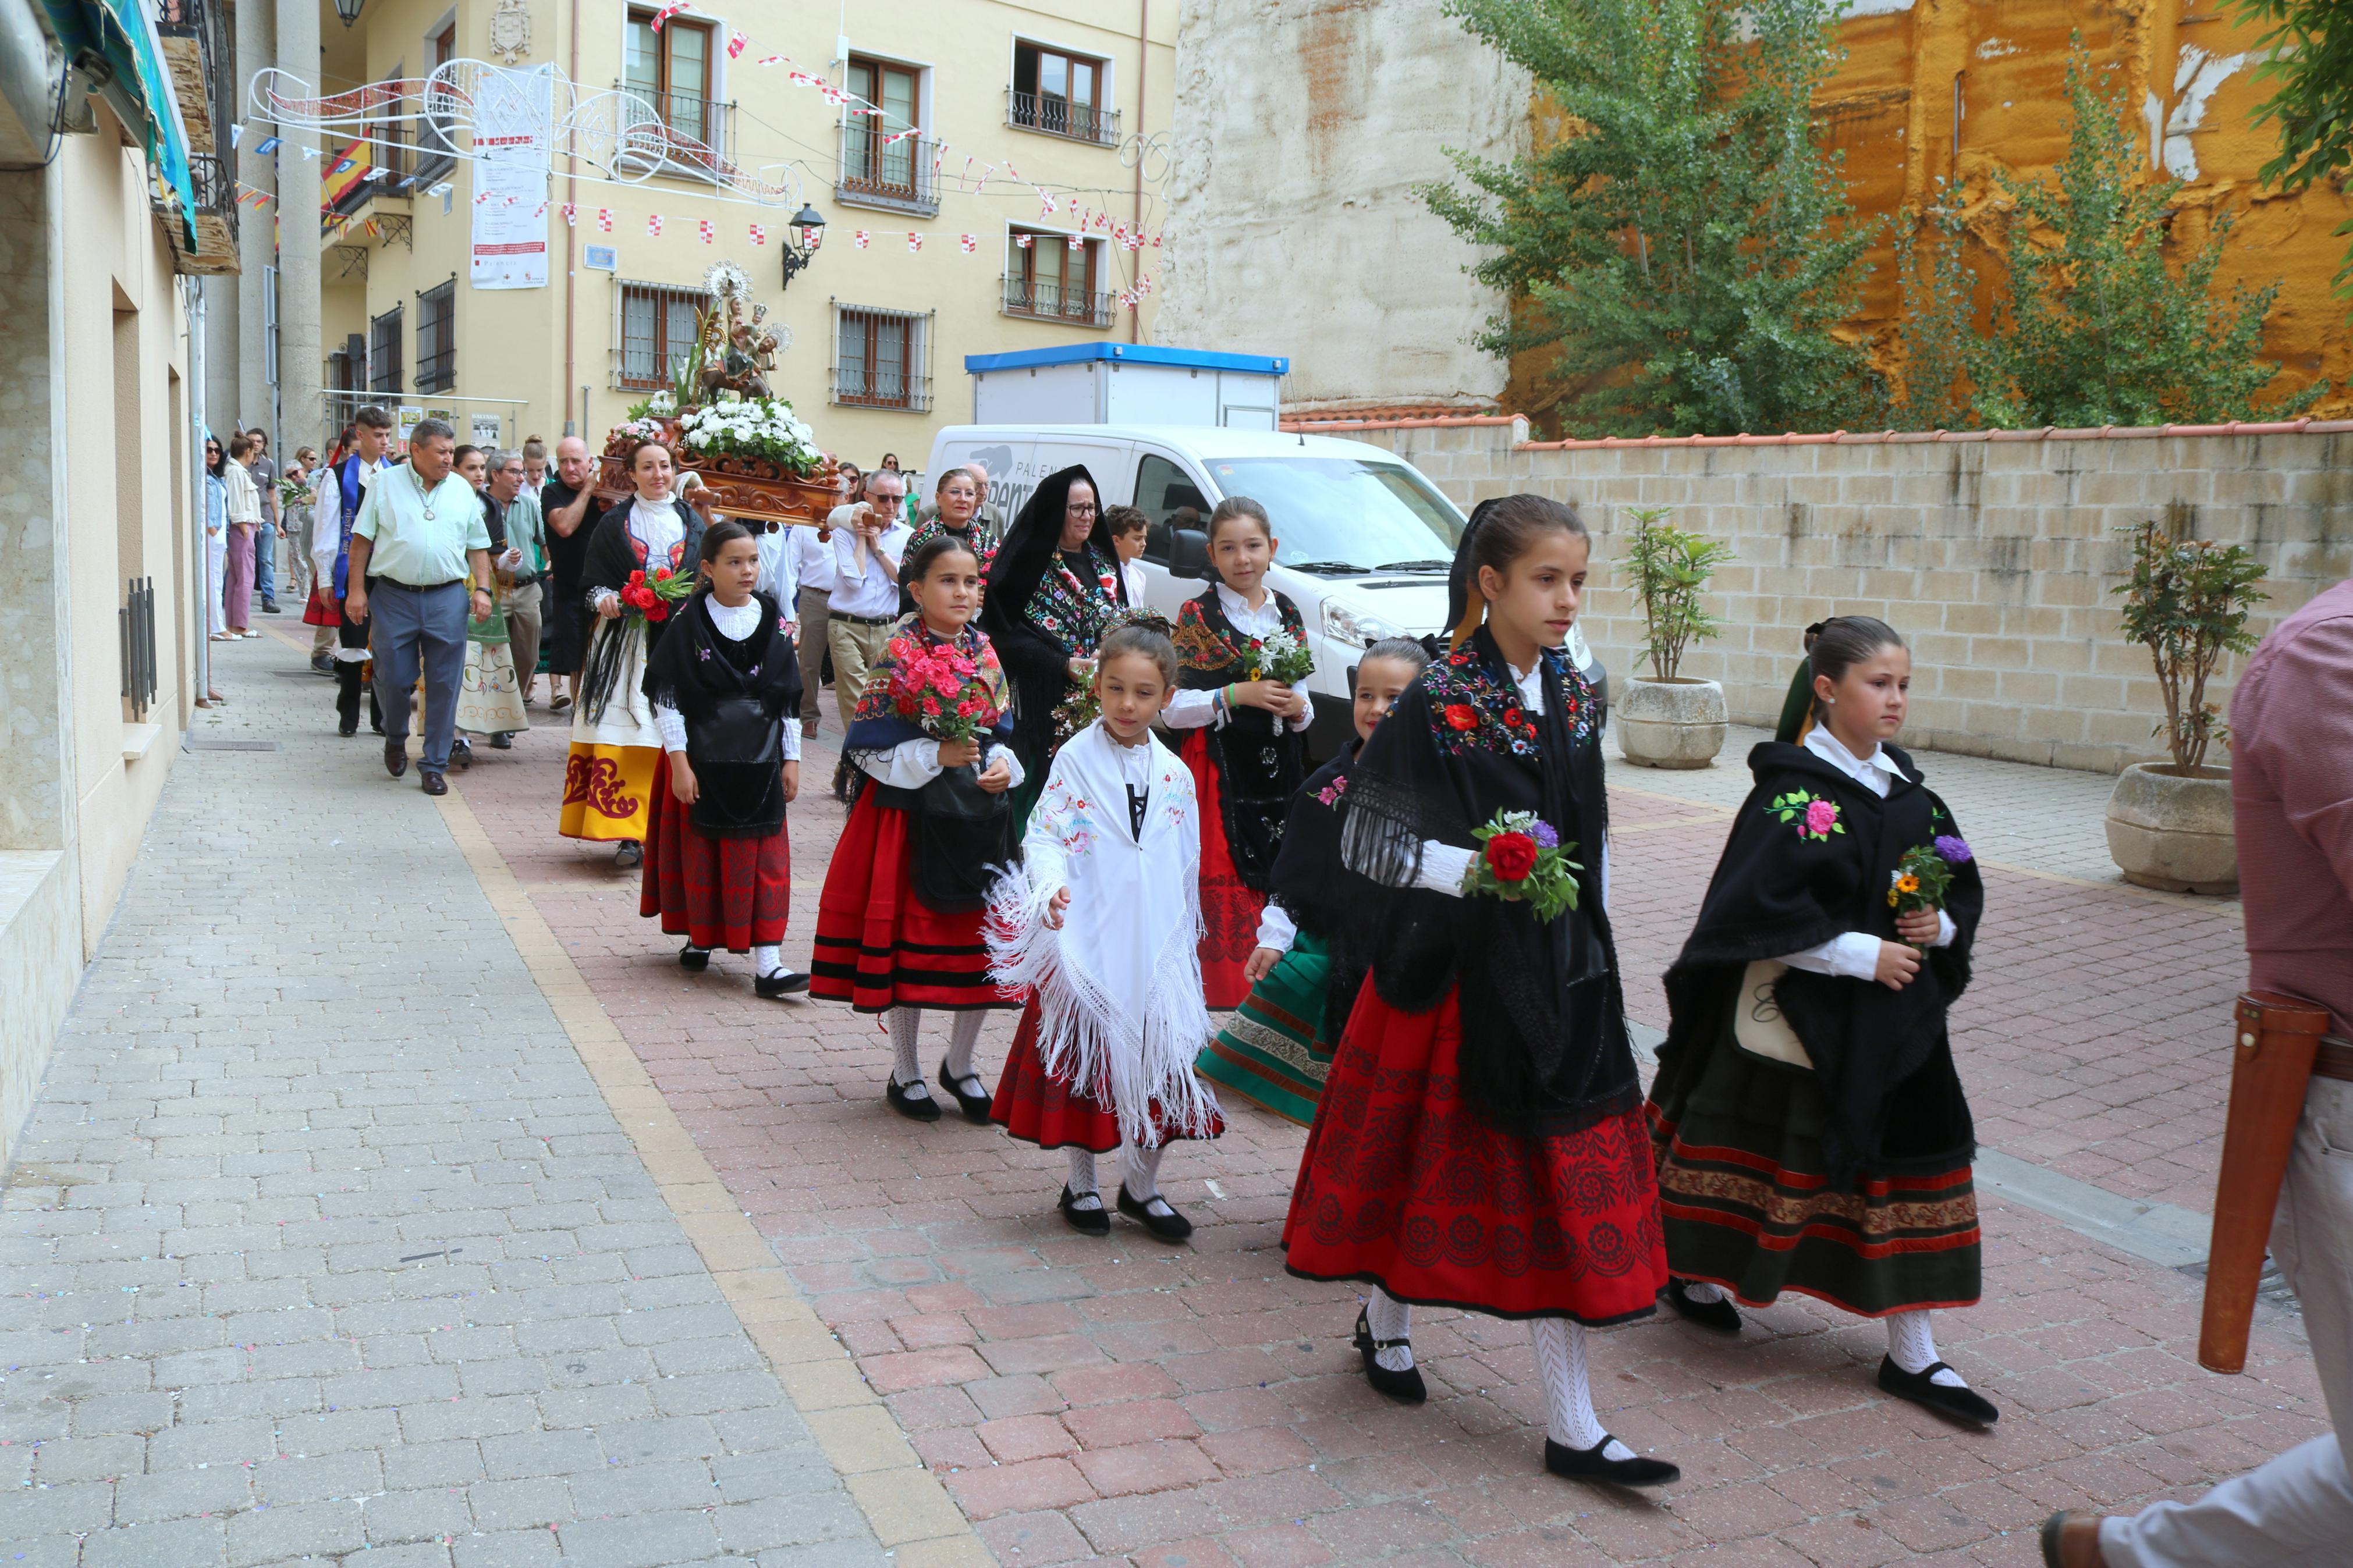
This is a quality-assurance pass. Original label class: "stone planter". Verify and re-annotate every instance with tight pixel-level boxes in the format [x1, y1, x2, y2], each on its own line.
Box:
[2104, 763, 2237, 894]
[1616, 676, 1727, 769]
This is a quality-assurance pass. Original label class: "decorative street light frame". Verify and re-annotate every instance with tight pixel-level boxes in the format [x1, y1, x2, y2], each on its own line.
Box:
[779, 204, 825, 290]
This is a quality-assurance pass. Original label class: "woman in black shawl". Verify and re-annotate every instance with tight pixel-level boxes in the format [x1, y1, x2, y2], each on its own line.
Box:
[1282, 496, 1678, 1492]
[979, 464, 1128, 831]
[637, 520, 807, 998]
[1648, 615, 1997, 1428]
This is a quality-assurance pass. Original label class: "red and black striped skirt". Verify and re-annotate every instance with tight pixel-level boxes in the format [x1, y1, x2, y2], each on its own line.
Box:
[991, 995, 1226, 1154]
[1176, 730, 1266, 1011]
[810, 791, 1012, 1014]
[637, 761, 790, 952]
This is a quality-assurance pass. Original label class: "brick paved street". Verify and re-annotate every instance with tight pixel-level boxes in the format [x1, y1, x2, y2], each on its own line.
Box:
[2, 634, 2329, 1567]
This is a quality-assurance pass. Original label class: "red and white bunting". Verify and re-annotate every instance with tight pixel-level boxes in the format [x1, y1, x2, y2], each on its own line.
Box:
[757, 54, 785, 66]
[958, 233, 977, 253]
[1037, 190, 1057, 215]
[726, 30, 748, 59]
[1093, 209, 1110, 230]
[647, 214, 663, 236]
[473, 191, 489, 205]
[853, 230, 869, 249]
[907, 232, 923, 252]
[649, 2, 689, 30]
[597, 208, 613, 232]
[534, 201, 548, 218]
[697, 218, 714, 243]
[1014, 233, 1033, 249]
[748, 222, 767, 245]
[561, 202, 577, 226]
[883, 127, 918, 145]
[1066, 234, 1084, 252]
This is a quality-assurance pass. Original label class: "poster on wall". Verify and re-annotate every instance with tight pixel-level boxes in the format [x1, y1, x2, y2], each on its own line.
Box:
[471, 414, 503, 448]
[469, 65, 554, 290]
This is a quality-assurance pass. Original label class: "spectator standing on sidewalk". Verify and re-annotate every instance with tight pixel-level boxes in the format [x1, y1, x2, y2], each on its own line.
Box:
[495, 449, 548, 709]
[220, 433, 264, 638]
[541, 435, 600, 715]
[2043, 573, 2353, 1565]
[824, 470, 910, 732]
[343, 418, 494, 798]
[522, 436, 548, 492]
[283, 447, 320, 622]
[200, 437, 229, 701]
[457, 448, 531, 753]
[246, 429, 283, 614]
[787, 511, 837, 739]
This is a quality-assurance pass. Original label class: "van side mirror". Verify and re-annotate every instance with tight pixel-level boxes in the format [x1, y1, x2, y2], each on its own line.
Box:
[1169, 527, 1212, 581]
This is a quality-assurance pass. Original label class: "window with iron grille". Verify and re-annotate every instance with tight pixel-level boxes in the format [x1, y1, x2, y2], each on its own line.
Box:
[616, 280, 705, 390]
[416, 280, 456, 393]
[621, 5, 733, 172]
[369, 305, 404, 394]
[1010, 41, 1118, 145]
[832, 305, 931, 412]
[1004, 229, 1113, 328]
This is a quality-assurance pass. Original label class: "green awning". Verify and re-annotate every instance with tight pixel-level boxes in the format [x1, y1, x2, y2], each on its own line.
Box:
[40, 0, 197, 250]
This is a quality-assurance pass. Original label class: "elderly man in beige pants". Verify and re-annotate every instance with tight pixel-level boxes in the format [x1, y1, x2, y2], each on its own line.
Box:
[2044, 574, 2353, 1567]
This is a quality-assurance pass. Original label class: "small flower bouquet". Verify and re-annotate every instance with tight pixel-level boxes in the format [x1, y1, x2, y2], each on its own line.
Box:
[1887, 835, 1972, 942]
[1461, 810, 1581, 922]
[617, 566, 694, 624]
[275, 474, 315, 510]
[1246, 627, 1314, 684]
[890, 641, 1002, 747]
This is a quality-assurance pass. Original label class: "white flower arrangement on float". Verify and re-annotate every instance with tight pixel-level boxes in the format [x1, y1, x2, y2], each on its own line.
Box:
[674, 392, 824, 477]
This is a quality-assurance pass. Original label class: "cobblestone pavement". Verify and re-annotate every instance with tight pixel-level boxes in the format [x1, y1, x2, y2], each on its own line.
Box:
[433, 660, 2326, 1568]
[0, 636, 922, 1568]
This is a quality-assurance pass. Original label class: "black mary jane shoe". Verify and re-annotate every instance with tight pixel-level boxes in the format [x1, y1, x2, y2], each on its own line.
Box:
[1665, 1277, 1742, 1335]
[1877, 1356, 2000, 1427]
[677, 945, 712, 972]
[936, 1060, 992, 1123]
[885, 1078, 942, 1123]
[1545, 1435, 1681, 1489]
[1116, 1184, 1193, 1242]
[1351, 1307, 1427, 1403]
[1057, 1184, 1110, 1236]
[420, 771, 448, 798]
[755, 970, 810, 1000]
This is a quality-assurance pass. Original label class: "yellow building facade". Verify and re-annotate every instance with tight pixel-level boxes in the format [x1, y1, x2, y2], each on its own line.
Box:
[301, 0, 1173, 464]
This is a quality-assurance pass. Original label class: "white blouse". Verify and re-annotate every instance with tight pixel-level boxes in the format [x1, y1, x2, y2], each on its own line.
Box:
[854, 733, 1027, 791]
[1163, 584, 1315, 734]
[652, 596, 802, 763]
[592, 497, 688, 613]
[1776, 726, 1955, 977]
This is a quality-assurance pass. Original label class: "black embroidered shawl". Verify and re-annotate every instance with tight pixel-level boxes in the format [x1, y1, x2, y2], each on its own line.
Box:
[640, 591, 801, 838]
[1333, 626, 1634, 1136]
[1651, 741, 1984, 1183]
[576, 497, 707, 726]
[980, 465, 1129, 767]
[1173, 586, 1311, 888]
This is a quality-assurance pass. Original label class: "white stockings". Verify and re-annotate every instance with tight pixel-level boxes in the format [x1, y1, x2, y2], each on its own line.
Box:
[1682, 1280, 1731, 1304]
[1531, 1318, 1632, 1459]
[943, 1011, 984, 1084]
[752, 944, 783, 979]
[1365, 1286, 1414, 1374]
[886, 1008, 928, 1098]
[1065, 1149, 1102, 1211]
[1884, 1310, 1968, 1386]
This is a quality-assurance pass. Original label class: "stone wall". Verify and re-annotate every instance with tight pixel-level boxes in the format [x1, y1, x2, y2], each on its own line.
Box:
[1317, 416, 2353, 773]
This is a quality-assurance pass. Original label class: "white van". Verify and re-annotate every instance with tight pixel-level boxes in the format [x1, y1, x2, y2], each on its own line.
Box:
[927, 424, 1607, 753]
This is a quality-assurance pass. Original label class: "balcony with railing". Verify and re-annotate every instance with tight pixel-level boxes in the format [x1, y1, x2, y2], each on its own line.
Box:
[1006, 89, 1120, 147]
[613, 82, 739, 183]
[1001, 274, 1116, 329]
[152, 152, 240, 275]
[835, 122, 939, 217]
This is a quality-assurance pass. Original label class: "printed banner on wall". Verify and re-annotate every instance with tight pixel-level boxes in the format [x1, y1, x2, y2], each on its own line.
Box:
[470, 65, 555, 290]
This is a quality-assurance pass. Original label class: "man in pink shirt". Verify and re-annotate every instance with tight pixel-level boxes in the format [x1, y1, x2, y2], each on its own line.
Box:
[2045, 577, 2353, 1566]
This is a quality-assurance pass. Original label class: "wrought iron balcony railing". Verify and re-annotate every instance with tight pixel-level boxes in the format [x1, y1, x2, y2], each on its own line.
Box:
[1001, 275, 1116, 329]
[835, 121, 939, 216]
[1006, 89, 1119, 147]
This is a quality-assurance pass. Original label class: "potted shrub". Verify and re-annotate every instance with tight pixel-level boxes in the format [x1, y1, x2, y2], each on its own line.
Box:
[2102, 520, 2267, 894]
[1616, 507, 1736, 769]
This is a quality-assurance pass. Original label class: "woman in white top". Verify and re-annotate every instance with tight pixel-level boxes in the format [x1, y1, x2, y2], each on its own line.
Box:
[558, 439, 705, 867]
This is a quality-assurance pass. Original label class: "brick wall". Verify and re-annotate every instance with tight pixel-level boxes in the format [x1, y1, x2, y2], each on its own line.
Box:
[1311, 417, 2353, 773]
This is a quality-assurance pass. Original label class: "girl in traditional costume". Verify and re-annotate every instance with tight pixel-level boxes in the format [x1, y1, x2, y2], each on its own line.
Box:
[1197, 639, 1429, 1125]
[1284, 495, 1679, 1490]
[812, 534, 1023, 1122]
[979, 465, 1130, 833]
[1648, 615, 1997, 1427]
[988, 617, 1223, 1242]
[639, 520, 807, 1000]
[1165, 497, 1315, 1007]
[560, 440, 705, 867]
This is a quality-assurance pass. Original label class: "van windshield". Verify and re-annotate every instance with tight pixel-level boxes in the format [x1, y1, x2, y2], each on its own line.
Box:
[1204, 456, 1464, 573]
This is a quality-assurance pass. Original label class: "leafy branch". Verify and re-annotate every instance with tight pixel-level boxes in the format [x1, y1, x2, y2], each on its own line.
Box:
[1626, 507, 1734, 680]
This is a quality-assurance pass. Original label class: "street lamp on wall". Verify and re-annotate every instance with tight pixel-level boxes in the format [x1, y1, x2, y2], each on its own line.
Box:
[780, 205, 825, 290]
[334, 0, 366, 26]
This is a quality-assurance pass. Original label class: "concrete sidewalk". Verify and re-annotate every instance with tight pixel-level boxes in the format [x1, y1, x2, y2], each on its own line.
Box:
[0, 635, 979, 1567]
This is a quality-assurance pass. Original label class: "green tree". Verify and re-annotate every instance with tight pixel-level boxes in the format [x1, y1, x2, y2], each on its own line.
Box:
[2231, 0, 2353, 303]
[1421, 0, 1878, 438]
[1923, 43, 2320, 426]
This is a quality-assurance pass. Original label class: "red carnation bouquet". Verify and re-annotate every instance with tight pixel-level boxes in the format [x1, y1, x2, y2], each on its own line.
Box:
[617, 567, 695, 624]
[1461, 810, 1581, 922]
[889, 639, 1002, 746]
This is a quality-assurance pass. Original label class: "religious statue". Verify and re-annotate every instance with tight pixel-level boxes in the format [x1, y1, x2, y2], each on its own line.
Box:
[694, 261, 785, 401]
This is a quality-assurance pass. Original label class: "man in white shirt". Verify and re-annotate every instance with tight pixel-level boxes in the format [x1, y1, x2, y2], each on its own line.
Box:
[310, 411, 394, 674]
[824, 470, 911, 731]
[787, 515, 837, 739]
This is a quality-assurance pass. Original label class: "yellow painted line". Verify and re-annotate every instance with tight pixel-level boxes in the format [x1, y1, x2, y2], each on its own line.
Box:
[432, 785, 992, 1565]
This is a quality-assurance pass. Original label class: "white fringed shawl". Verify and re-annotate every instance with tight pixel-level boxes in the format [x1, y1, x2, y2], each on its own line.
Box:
[986, 720, 1222, 1147]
